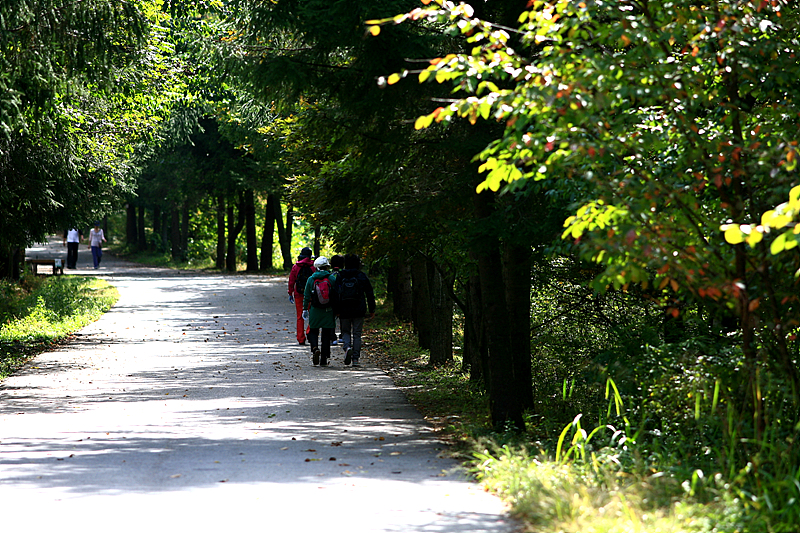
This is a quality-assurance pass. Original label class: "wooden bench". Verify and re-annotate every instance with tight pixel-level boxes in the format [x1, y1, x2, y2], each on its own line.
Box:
[25, 258, 64, 275]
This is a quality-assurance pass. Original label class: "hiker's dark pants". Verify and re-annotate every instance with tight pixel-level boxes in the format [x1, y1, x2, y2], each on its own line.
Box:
[66, 242, 79, 268]
[309, 328, 335, 360]
[339, 317, 364, 359]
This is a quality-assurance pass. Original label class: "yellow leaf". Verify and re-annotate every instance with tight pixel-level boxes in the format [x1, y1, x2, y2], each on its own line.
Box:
[414, 114, 434, 130]
[723, 225, 745, 245]
[368, 25, 380, 36]
[790, 185, 800, 210]
[387, 73, 401, 85]
[762, 208, 792, 229]
[771, 232, 788, 255]
[746, 229, 764, 247]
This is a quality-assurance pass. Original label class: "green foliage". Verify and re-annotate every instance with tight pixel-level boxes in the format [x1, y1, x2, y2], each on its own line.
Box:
[0, 276, 119, 378]
[0, 0, 193, 271]
[381, 0, 800, 443]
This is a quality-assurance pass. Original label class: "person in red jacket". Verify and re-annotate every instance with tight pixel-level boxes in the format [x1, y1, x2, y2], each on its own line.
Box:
[288, 247, 315, 344]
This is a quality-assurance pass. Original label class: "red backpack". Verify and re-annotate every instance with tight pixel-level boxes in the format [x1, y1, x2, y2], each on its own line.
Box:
[312, 276, 333, 308]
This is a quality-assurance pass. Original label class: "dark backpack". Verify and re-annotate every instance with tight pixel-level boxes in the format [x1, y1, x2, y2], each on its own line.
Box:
[339, 275, 361, 303]
[311, 276, 334, 308]
[295, 264, 312, 294]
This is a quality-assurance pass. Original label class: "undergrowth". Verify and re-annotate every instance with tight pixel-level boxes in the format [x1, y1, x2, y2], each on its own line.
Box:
[365, 315, 797, 533]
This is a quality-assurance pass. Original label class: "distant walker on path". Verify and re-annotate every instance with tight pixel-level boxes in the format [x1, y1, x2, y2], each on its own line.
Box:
[88, 222, 106, 269]
[62, 227, 83, 269]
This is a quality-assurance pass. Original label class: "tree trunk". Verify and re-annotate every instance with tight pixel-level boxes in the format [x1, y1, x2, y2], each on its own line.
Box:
[277, 199, 292, 270]
[503, 240, 534, 411]
[180, 203, 189, 262]
[126, 203, 137, 247]
[216, 196, 226, 269]
[260, 194, 275, 271]
[226, 202, 235, 272]
[410, 256, 433, 350]
[170, 206, 181, 261]
[313, 226, 321, 257]
[244, 189, 258, 272]
[390, 258, 414, 321]
[137, 205, 146, 251]
[474, 189, 525, 431]
[0, 249, 12, 280]
[153, 205, 161, 249]
[464, 271, 488, 385]
[226, 193, 246, 272]
[161, 210, 170, 252]
[0, 246, 23, 281]
[427, 258, 453, 366]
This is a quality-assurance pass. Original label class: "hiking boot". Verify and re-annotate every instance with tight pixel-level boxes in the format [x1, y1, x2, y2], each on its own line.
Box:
[320, 355, 328, 366]
[343, 348, 352, 366]
[351, 357, 360, 367]
[312, 347, 320, 366]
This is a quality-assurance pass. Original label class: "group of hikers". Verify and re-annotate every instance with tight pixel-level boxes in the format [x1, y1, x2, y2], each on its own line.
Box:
[287, 247, 376, 367]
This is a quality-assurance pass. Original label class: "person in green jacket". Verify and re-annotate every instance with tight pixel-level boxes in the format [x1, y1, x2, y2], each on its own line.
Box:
[302, 256, 338, 366]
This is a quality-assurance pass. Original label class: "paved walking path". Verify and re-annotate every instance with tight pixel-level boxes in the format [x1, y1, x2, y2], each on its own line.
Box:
[2, 238, 516, 532]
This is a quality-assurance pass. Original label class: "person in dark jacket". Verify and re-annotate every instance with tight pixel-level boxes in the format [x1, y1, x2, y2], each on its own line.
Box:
[288, 247, 315, 345]
[333, 254, 375, 366]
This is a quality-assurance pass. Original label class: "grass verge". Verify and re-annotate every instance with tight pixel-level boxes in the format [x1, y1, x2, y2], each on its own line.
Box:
[0, 276, 119, 379]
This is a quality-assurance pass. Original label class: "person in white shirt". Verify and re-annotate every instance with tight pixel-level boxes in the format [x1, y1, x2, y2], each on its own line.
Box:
[88, 222, 106, 269]
[62, 227, 83, 269]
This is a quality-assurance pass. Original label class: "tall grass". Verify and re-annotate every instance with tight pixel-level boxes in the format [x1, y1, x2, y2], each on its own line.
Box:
[468, 376, 799, 533]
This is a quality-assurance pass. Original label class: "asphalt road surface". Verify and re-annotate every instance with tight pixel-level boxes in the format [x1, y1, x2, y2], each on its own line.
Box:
[2, 238, 517, 532]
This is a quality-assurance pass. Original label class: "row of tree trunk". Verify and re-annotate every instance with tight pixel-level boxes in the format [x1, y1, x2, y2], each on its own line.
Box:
[125, 191, 294, 271]
[386, 188, 533, 431]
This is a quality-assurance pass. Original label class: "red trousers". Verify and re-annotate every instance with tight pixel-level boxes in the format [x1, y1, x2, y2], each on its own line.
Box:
[294, 293, 309, 343]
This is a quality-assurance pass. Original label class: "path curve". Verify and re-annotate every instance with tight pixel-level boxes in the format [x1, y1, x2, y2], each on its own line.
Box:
[2, 238, 517, 532]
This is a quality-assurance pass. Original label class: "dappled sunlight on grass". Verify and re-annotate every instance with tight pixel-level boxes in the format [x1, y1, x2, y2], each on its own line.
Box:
[0, 277, 119, 379]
